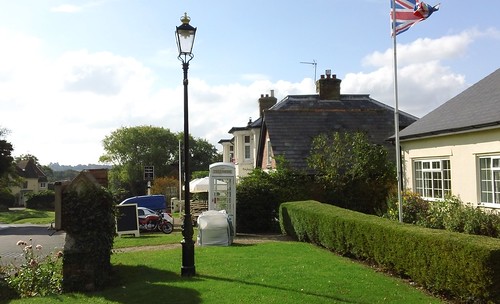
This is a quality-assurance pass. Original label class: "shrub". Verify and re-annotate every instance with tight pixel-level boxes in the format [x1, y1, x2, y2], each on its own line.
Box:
[236, 162, 314, 233]
[384, 190, 430, 224]
[385, 192, 500, 238]
[308, 131, 396, 214]
[280, 200, 500, 303]
[0, 189, 15, 208]
[25, 190, 55, 210]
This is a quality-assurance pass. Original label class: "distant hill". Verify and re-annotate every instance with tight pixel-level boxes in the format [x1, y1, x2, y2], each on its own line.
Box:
[49, 162, 112, 172]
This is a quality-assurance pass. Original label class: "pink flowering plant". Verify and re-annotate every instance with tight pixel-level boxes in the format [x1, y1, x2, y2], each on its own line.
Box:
[2, 238, 63, 298]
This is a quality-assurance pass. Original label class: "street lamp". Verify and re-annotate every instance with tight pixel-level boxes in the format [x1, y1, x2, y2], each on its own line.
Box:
[176, 12, 197, 277]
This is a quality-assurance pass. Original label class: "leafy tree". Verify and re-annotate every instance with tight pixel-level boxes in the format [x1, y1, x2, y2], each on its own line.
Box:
[99, 126, 221, 197]
[100, 126, 179, 196]
[0, 128, 14, 178]
[307, 131, 396, 214]
[183, 134, 222, 172]
[0, 128, 16, 199]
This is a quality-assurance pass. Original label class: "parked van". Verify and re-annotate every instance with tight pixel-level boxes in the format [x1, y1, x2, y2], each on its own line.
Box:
[119, 195, 166, 212]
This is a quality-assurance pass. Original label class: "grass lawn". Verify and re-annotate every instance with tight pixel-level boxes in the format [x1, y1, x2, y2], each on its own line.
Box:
[113, 230, 185, 248]
[0, 209, 54, 225]
[8, 241, 444, 304]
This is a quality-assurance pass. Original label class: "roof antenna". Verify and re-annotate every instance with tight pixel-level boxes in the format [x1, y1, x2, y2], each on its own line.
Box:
[300, 60, 317, 82]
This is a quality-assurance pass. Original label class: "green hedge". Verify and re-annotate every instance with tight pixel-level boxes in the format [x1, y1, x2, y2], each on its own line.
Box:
[280, 200, 500, 303]
[25, 190, 55, 210]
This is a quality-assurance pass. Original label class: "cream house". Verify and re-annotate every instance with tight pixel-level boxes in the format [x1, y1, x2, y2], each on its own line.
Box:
[219, 92, 277, 179]
[399, 68, 500, 209]
[11, 158, 48, 206]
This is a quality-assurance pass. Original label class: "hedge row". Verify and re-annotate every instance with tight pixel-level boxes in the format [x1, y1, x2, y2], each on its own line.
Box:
[279, 200, 500, 303]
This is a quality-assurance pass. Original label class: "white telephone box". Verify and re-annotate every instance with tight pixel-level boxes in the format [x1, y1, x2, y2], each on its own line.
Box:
[208, 162, 237, 232]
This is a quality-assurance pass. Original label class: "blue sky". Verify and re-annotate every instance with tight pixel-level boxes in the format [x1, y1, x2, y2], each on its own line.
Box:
[1, 0, 499, 165]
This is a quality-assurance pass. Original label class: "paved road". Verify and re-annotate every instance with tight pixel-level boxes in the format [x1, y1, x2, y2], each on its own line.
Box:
[0, 224, 66, 266]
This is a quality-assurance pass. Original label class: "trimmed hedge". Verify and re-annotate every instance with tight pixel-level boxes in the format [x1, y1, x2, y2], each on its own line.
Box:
[25, 190, 55, 210]
[280, 200, 500, 303]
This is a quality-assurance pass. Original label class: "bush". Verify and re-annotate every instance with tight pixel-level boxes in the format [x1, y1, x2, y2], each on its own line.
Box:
[385, 192, 500, 238]
[25, 190, 55, 210]
[0, 189, 15, 208]
[308, 132, 396, 214]
[236, 163, 315, 233]
[280, 200, 500, 303]
[384, 190, 430, 224]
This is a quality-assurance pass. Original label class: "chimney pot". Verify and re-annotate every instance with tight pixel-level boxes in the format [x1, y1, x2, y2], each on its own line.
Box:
[258, 91, 277, 118]
[315, 70, 341, 100]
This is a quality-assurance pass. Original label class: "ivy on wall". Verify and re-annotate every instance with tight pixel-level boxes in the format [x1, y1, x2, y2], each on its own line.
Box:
[61, 185, 116, 292]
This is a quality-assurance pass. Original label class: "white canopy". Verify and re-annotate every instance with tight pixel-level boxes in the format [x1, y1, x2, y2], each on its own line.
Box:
[189, 177, 227, 193]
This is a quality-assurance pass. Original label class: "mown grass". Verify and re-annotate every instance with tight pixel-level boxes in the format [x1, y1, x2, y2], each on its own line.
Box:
[113, 230, 185, 248]
[0, 209, 54, 225]
[7, 241, 444, 304]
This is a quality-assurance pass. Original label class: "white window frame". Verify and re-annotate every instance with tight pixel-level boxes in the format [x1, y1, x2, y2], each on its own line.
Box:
[479, 155, 500, 207]
[413, 159, 451, 200]
[244, 136, 251, 161]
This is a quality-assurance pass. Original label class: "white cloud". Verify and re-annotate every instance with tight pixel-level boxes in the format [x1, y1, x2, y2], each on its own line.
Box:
[343, 31, 479, 118]
[50, 5, 83, 13]
[50, 0, 112, 13]
[0, 28, 488, 165]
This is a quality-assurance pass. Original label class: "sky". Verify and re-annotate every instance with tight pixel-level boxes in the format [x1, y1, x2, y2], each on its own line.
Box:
[1, 1, 499, 166]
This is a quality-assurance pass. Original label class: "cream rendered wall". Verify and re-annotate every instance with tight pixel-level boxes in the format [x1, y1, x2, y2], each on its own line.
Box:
[401, 128, 500, 207]
[232, 128, 260, 179]
[220, 141, 232, 163]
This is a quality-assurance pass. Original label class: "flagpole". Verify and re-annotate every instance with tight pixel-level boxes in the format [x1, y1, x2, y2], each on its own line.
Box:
[392, 0, 404, 223]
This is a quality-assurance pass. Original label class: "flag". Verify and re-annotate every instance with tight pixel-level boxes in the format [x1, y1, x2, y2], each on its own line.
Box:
[391, 0, 440, 36]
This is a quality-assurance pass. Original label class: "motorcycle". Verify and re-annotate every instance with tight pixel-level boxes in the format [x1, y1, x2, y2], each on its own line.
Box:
[138, 207, 174, 234]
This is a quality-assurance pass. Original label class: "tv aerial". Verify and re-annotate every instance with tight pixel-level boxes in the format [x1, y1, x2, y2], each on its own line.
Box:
[300, 60, 317, 82]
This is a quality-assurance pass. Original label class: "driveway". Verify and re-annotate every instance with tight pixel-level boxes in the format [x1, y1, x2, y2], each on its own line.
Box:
[0, 224, 66, 266]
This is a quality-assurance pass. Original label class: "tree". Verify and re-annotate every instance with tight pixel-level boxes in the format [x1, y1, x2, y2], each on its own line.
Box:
[99, 126, 221, 197]
[100, 126, 179, 196]
[184, 134, 222, 172]
[0, 128, 14, 178]
[307, 131, 396, 214]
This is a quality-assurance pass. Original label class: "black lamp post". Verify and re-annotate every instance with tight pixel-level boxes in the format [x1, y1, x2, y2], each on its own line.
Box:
[176, 12, 197, 277]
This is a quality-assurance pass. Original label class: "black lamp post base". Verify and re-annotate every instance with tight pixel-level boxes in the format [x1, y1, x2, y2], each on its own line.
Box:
[181, 265, 196, 277]
[181, 240, 196, 277]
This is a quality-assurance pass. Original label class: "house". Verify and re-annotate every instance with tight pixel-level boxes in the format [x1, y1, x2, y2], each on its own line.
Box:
[219, 92, 277, 179]
[399, 68, 500, 209]
[220, 70, 418, 177]
[255, 71, 417, 172]
[11, 158, 48, 206]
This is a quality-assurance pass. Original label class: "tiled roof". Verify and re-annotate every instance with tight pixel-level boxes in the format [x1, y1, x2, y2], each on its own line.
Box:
[16, 159, 48, 182]
[399, 68, 500, 140]
[263, 94, 417, 171]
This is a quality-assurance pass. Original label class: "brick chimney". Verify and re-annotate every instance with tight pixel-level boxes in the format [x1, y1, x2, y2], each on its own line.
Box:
[316, 70, 341, 100]
[258, 90, 277, 117]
